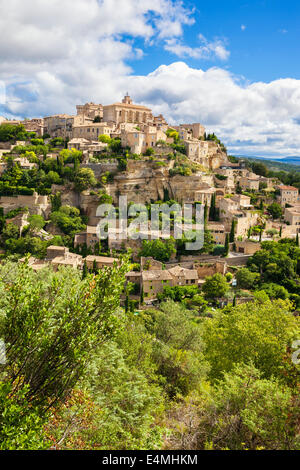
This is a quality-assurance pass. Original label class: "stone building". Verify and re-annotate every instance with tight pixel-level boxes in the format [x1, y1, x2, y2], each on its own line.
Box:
[184, 139, 227, 170]
[72, 122, 115, 141]
[120, 127, 167, 154]
[174, 123, 205, 140]
[277, 185, 299, 207]
[235, 240, 261, 255]
[207, 222, 226, 245]
[44, 114, 74, 139]
[142, 265, 198, 301]
[85, 255, 119, 270]
[239, 174, 260, 191]
[76, 102, 103, 120]
[74, 225, 99, 248]
[284, 205, 300, 230]
[103, 94, 154, 126]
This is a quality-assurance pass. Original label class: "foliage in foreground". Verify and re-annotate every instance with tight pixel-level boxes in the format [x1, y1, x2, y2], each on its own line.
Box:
[0, 262, 299, 450]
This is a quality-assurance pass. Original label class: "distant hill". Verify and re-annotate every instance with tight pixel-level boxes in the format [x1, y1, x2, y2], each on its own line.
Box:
[234, 155, 300, 172]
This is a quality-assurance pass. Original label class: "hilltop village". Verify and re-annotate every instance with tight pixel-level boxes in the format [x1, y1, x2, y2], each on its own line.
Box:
[0, 95, 300, 308]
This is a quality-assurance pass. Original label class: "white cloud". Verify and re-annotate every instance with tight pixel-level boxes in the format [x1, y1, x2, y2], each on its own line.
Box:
[241, 24, 246, 31]
[127, 63, 300, 157]
[0, 0, 299, 157]
[164, 34, 230, 61]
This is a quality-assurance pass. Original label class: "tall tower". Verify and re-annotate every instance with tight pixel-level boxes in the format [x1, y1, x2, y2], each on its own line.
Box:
[122, 93, 133, 105]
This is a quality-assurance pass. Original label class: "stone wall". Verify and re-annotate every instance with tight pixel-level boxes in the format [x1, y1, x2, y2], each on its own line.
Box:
[81, 161, 119, 177]
[0, 193, 51, 217]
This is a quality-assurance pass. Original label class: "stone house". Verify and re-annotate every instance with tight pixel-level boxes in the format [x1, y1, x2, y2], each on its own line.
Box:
[235, 240, 261, 255]
[277, 185, 299, 207]
[74, 225, 99, 248]
[142, 265, 199, 301]
[44, 114, 74, 139]
[72, 122, 115, 141]
[207, 222, 226, 244]
[239, 175, 260, 191]
[76, 102, 103, 121]
[85, 255, 119, 270]
[175, 123, 205, 140]
[142, 270, 173, 300]
[284, 206, 300, 231]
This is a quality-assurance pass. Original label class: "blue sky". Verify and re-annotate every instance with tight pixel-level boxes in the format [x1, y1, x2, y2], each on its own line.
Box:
[130, 0, 300, 82]
[0, 0, 300, 157]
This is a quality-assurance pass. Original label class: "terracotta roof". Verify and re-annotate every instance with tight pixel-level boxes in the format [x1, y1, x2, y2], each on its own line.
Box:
[279, 185, 298, 191]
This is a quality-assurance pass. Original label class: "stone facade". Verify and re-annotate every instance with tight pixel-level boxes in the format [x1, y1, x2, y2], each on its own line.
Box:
[277, 185, 299, 207]
[235, 240, 261, 255]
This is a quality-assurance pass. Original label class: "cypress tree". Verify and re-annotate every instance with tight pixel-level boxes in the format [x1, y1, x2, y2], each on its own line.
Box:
[204, 203, 208, 229]
[229, 220, 236, 243]
[224, 233, 230, 257]
[260, 199, 264, 211]
[82, 260, 88, 279]
[93, 259, 98, 274]
[209, 193, 216, 221]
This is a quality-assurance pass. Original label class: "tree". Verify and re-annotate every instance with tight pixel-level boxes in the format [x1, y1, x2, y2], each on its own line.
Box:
[209, 193, 217, 221]
[258, 283, 289, 300]
[268, 202, 283, 220]
[50, 205, 86, 236]
[0, 123, 28, 142]
[229, 220, 236, 243]
[98, 134, 111, 144]
[144, 301, 208, 397]
[82, 260, 88, 279]
[50, 192, 62, 212]
[92, 258, 98, 274]
[140, 238, 176, 262]
[172, 363, 299, 450]
[28, 214, 46, 231]
[0, 258, 129, 448]
[74, 168, 97, 192]
[144, 147, 154, 156]
[45, 171, 61, 185]
[202, 273, 229, 301]
[236, 268, 259, 289]
[224, 233, 230, 257]
[202, 298, 300, 381]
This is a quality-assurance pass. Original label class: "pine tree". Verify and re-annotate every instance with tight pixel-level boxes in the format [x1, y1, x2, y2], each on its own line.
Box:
[296, 232, 299, 246]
